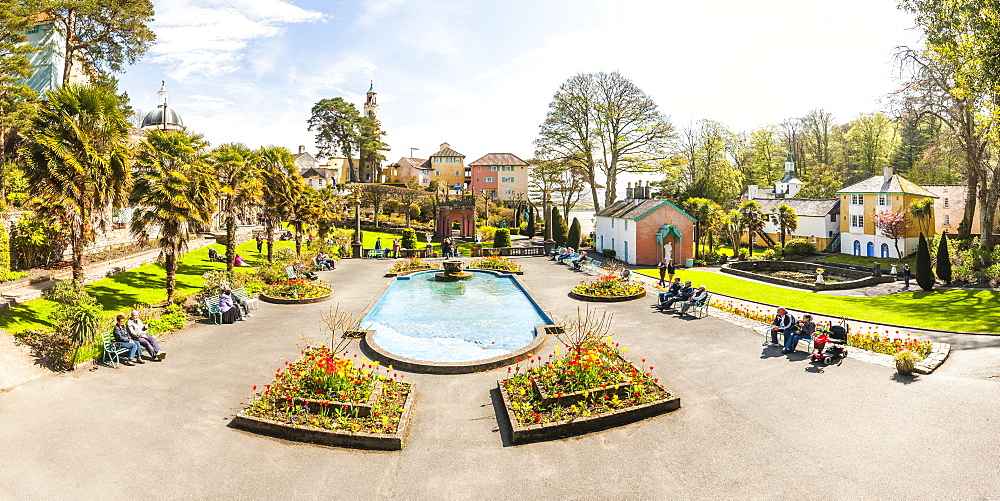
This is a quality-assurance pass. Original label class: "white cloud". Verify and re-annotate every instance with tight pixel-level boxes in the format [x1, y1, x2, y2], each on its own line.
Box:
[149, 0, 324, 78]
[356, 0, 408, 26]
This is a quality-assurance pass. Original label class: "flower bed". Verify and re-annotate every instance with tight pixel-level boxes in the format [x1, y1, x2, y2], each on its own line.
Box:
[711, 299, 934, 359]
[570, 275, 645, 301]
[388, 257, 435, 274]
[260, 279, 332, 303]
[498, 341, 679, 443]
[234, 347, 414, 450]
[470, 256, 522, 273]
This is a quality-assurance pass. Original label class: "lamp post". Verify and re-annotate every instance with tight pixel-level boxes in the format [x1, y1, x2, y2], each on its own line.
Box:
[543, 188, 555, 254]
[351, 190, 363, 258]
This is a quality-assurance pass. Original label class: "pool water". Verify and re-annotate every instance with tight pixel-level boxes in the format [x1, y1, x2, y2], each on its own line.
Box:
[362, 270, 551, 362]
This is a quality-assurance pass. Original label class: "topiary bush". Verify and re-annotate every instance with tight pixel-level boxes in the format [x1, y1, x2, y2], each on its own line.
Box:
[476, 226, 498, 242]
[602, 248, 617, 259]
[551, 208, 568, 246]
[525, 208, 536, 236]
[936, 235, 952, 284]
[566, 217, 581, 250]
[915, 233, 935, 291]
[493, 228, 511, 248]
[401, 228, 417, 249]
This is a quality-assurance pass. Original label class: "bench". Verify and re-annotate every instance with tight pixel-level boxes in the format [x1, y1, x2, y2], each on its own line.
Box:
[579, 261, 601, 275]
[366, 249, 388, 259]
[556, 252, 579, 264]
[690, 294, 712, 319]
[232, 287, 258, 311]
[203, 296, 222, 324]
[285, 266, 298, 280]
[99, 329, 131, 368]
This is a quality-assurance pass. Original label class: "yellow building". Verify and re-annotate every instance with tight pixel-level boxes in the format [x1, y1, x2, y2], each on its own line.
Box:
[836, 166, 937, 258]
[429, 142, 466, 191]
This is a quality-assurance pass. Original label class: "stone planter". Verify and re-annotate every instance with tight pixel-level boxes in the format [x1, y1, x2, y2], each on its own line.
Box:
[259, 290, 333, 304]
[291, 380, 383, 417]
[568, 289, 646, 302]
[531, 378, 634, 407]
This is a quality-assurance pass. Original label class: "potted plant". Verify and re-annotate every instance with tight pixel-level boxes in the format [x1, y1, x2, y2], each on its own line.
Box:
[894, 349, 920, 376]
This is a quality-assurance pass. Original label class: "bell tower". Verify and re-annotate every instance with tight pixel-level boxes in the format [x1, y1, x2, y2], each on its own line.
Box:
[364, 81, 378, 120]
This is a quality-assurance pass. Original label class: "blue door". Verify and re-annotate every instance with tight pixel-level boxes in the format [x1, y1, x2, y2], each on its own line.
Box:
[880, 243, 889, 258]
[866, 242, 875, 257]
[853, 240, 861, 256]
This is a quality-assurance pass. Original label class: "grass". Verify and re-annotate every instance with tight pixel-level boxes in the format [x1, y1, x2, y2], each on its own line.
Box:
[635, 268, 1000, 334]
[819, 253, 916, 268]
[0, 239, 295, 336]
[359, 229, 486, 257]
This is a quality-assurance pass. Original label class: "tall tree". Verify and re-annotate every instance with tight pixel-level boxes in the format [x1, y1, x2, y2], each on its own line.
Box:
[801, 109, 835, 174]
[845, 112, 897, 179]
[256, 146, 304, 261]
[915, 233, 935, 290]
[20, 83, 131, 283]
[745, 127, 784, 186]
[771, 203, 799, 251]
[308, 97, 362, 183]
[681, 197, 720, 260]
[738, 200, 765, 257]
[211, 143, 262, 271]
[42, 0, 156, 85]
[288, 186, 324, 256]
[358, 116, 389, 182]
[936, 235, 952, 284]
[131, 130, 218, 303]
[535, 74, 599, 210]
[0, 0, 40, 208]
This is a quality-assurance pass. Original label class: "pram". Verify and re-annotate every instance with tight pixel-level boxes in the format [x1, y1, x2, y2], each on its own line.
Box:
[810, 324, 848, 365]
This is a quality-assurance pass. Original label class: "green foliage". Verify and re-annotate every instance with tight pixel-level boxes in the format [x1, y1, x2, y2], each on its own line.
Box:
[566, 217, 582, 250]
[10, 215, 66, 269]
[602, 249, 617, 259]
[400, 228, 417, 249]
[780, 239, 815, 258]
[936, 235, 952, 284]
[476, 226, 499, 242]
[146, 304, 186, 335]
[493, 228, 511, 248]
[915, 233, 935, 291]
[551, 207, 568, 246]
[0, 223, 9, 281]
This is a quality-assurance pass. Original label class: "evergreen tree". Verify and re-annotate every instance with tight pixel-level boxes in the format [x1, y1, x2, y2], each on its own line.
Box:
[936, 235, 952, 284]
[915, 233, 935, 291]
[493, 228, 511, 248]
[566, 217, 581, 250]
[401, 228, 417, 249]
[525, 207, 536, 236]
[551, 207, 568, 246]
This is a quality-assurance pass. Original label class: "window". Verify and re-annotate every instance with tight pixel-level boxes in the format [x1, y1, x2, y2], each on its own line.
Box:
[851, 215, 863, 228]
[435, 170, 440, 176]
[501, 176, 514, 183]
[943, 198, 949, 208]
[505, 187, 512, 195]
[624, 241, 628, 261]
[625, 220, 629, 231]
[611, 219, 615, 228]
[478, 167, 482, 172]
[483, 177, 495, 182]
[830, 213, 836, 222]
[25, 25, 38, 34]
[455, 171, 460, 177]
[877, 194, 888, 206]
[851, 194, 863, 205]
[944, 214, 950, 226]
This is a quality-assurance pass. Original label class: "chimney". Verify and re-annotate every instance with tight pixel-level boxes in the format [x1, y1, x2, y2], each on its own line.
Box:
[644, 180, 652, 199]
[625, 182, 634, 200]
[440, 142, 450, 150]
[883, 165, 893, 181]
[298, 145, 306, 154]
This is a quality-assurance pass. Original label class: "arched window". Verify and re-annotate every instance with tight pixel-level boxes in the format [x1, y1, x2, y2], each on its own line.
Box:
[853, 240, 861, 256]
[881, 243, 889, 258]
[866, 242, 875, 257]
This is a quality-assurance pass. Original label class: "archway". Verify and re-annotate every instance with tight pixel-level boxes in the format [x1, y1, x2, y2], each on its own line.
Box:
[853, 240, 861, 256]
[866, 242, 875, 257]
[880, 243, 889, 258]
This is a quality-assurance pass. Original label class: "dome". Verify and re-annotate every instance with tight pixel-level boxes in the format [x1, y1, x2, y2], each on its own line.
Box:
[141, 105, 184, 130]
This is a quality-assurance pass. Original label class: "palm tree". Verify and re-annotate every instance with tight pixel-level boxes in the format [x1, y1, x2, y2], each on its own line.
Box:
[739, 200, 765, 257]
[288, 186, 325, 256]
[909, 198, 934, 236]
[771, 203, 799, 254]
[255, 146, 305, 262]
[131, 130, 219, 303]
[20, 84, 131, 283]
[212, 143, 262, 271]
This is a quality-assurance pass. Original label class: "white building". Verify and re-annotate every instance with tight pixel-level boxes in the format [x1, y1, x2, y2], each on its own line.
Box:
[753, 198, 840, 251]
[744, 154, 804, 200]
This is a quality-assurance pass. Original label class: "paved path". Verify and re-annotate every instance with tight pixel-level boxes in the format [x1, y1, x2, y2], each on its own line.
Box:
[0, 256, 998, 499]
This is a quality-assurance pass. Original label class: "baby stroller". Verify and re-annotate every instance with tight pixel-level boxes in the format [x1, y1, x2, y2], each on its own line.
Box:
[810, 324, 848, 365]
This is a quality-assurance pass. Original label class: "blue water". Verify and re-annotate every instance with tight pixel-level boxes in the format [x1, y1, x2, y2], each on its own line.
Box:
[362, 270, 551, 362]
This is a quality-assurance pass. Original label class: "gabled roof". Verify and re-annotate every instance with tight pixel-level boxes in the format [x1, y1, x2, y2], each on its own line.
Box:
[468, 153, 529, 166]
[778, 171, 802, 184]
[752, 198, 840, 217]
[301, 167, 325, 179]
[836, 174, 937, 197]
[595, 199, 697, 222]
[395, 157, 431, 171]
[431, 144, 464, 158]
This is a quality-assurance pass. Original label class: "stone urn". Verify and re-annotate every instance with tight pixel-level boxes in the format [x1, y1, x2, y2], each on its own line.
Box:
[436, 260, 473, 281]
[815, 268, 825, 284]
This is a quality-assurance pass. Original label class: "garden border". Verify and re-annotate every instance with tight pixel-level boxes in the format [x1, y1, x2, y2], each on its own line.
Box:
[259, 291, 333, 305]
[568, 290, 646, 302]
[495, 381, 681, 445]
[229, 382, 416, 451]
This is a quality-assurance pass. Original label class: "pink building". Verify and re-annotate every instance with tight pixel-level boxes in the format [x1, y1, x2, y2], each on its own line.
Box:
[594, 183, 696, 266]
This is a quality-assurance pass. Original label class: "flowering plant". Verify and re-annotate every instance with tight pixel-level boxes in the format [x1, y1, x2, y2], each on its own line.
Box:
[470, 256, 521, 272]
[264, 279, 331, 299]
[389, 257, 435, 273]
[572, 275, 644, 297]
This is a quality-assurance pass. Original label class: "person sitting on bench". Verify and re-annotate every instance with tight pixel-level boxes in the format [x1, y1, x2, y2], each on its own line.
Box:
[219, 284, 247, 323]
[657, 278, 683, 309]
[127, 310, 165, 361]
[112, 315, 142, 365]
[571, 251, 588, 269]
[677, 285, 709, 316]
[768, 307, 797, 347]
[662, 280, 693, 310]
[783, 314, 816, 353]
[556, 247, 575, 263]
[549, 246, 566, 260]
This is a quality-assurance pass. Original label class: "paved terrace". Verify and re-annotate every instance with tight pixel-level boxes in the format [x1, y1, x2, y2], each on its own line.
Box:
[1, 256, 998, 499]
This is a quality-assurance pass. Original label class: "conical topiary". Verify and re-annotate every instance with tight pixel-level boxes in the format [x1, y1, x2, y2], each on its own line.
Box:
[525, 207, 535, 236]
[551, 207, 568, 246]
[566, 217, 581, 250]
[936, 234, 952, 284]
[915, 233, 935, 291]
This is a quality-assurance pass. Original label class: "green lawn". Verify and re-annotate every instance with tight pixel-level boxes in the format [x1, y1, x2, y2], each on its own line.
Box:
[819, 253, 916, 268]
[0, 240, 294, 335]
[359, 229, 485, 256]
[635, 268, 1000, 333]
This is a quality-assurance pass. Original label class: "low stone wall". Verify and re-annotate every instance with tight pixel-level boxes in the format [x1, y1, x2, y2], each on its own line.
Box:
[721, 261, 896, 291]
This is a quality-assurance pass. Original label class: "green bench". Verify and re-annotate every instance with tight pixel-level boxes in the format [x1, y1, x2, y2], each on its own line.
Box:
[99, 329, 132, 368]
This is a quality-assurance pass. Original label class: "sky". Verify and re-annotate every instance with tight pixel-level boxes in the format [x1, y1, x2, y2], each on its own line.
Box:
[118, 0, 925, 173]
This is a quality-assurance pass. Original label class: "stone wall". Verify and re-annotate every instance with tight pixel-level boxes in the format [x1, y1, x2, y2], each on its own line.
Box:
[721, 260, 896, 291]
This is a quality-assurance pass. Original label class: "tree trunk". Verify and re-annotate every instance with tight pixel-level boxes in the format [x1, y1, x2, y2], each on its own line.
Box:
[958, 173, 978, 241]
[71, 218, 85, 283]
[979, 172, 998, 252]
[165, 249, 177, 304]
[225, 216, 236, 272]
[294, 221, 303, 256]
[61, 10, 77, 87]
[587, 168, 601, 213]
[265, 218, 275, 262]
[604, 170, 617, 209]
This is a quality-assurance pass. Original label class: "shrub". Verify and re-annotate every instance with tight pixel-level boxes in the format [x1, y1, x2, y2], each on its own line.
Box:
[936, 235, 952, 284]
[566, 218, 581, 250]
[915, 233, 934, 291]
[476, 226, 498, 242]
[781, 239, 815, 258]
[759, 249, 776, 260]
[255, 263, 286, 284]
[401, 228, 417, 249]
[602, 248, 616, 259]
[551, 208, 568, 246]
[493, 228, 511, 248]
[0, 223, 9, 281]
[894, 349, 921, 374]
[11, 215, 67, 269]
[273, 247, 297, 265]
[525, 208, 536, 236]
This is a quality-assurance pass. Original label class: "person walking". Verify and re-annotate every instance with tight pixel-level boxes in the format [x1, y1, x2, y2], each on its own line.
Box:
[375, 237, 382, 251]
[901, 263, 912, 288]
[656, 258, 668, 287]
[667, 258, 676, 282]
[392, 238, 401, 258]
[255, 235, 263, 254]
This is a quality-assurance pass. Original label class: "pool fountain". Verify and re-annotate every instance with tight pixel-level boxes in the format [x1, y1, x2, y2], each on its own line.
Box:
[435, 260, 473, 281]
[361, 270, 554, 373]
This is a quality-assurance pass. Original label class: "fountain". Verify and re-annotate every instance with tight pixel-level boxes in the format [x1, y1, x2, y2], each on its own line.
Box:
[435, 260, 473, 281]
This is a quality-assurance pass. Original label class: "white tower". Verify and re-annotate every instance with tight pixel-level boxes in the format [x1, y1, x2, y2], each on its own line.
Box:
[364, 81, 378, 120]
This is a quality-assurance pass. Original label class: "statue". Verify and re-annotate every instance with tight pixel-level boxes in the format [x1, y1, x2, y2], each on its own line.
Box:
[663, 241, 673, 262]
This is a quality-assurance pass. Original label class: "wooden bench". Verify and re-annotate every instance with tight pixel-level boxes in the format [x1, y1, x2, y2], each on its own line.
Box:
[99, 329, 131, 368]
